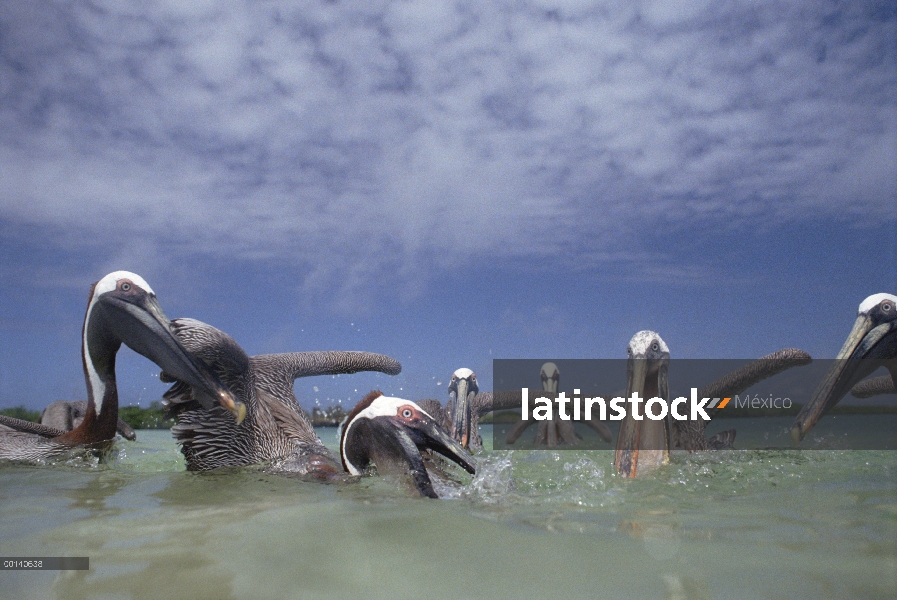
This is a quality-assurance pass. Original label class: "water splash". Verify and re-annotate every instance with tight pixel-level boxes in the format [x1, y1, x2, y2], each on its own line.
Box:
[460, 453, 515, 503]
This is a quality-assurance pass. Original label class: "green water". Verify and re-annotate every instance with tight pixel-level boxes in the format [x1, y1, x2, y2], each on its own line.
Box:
[1, 419, 895, 599]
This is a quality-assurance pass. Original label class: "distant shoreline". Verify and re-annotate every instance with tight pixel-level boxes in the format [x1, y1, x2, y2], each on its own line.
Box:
[4, 401, 895, 430]
[0, 402, 349, 430]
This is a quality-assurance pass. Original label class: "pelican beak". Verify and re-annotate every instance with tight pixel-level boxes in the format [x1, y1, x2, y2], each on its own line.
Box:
[96, 292, 245, 424]
[405, 413, 477, 474]
[791, 315, 893, 444]
[396, 413, 477, 497]
[615, 358, 669, 478]
[616, 358, 647, 478]
[449, 378, 473, 448]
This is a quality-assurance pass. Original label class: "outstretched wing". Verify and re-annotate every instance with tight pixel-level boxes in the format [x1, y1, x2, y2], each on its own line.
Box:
[851, 375, 896, 398]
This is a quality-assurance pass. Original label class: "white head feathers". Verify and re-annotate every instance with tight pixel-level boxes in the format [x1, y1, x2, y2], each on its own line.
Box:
[858, 293, 897, 315]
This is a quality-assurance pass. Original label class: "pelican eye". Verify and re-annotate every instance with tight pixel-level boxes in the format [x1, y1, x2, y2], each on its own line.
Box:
[401, 408, 413, 418]
[120, 282, 131, 292]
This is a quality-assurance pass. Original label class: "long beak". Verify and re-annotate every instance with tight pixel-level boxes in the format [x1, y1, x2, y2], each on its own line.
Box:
[449, 378, 472, 448]
[382, 414, 477, 498]
[99, 294, 245, 423]
[791, 315, 891, 444]
[615, 359, 646, 477]
[614, 359, 669, 478]
[412, 416, 477, 477]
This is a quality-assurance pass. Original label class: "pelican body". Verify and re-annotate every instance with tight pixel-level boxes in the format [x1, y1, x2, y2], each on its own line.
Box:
[161, 320, 473, 497]
[507, 362, 581, 446]
[0, 272, 242, 462]
[161, 318, 402, 475]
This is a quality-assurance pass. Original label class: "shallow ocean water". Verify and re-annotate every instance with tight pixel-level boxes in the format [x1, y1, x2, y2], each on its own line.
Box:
[1, 418, 895, 600]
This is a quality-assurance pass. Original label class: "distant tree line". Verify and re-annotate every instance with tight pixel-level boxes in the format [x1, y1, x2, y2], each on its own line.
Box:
[309, 404, 347, 427]
[1, 401, 352, 429]
[0, 401, 175, 429]
[0, 405, 41, 422]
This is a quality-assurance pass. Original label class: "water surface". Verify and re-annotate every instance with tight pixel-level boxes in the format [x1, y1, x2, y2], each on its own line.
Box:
[1, 419, 895, 599]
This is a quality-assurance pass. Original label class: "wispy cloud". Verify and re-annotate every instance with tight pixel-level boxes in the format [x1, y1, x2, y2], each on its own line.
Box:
[1, 1, 894, 305]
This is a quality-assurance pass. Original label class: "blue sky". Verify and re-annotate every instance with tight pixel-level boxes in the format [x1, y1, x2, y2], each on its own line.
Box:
[1, 1, 895, 412]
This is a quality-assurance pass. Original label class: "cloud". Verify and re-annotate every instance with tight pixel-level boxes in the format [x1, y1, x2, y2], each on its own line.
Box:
[0, 1, 894, 305]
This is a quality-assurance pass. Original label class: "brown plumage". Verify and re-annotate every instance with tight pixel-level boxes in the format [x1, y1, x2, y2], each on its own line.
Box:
[162, 319, 401, 475]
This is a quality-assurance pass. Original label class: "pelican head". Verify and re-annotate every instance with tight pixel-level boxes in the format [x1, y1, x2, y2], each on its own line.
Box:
[615, 330, 671, 478]
[340, 391, 477, 498]
[540, 362, 559, 393]
[791, 293, 897, 444]
[81, 271, 245, 425]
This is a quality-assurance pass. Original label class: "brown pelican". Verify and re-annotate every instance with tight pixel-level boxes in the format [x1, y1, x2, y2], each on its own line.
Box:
[506, 362, 577, 446]
[615, 331, 674, 478]
[341, 391, 477, 498]
[505, 362, 614, 447]
[416, 368, 542, 451]
[791, 293, 897, 443]
[0, 272, 243, 462]
[162, 320, 474, 496]
[39, 400, 136, 441]
[615, 331, 812, 478]
[417, 368, 483, 450]
[161, 318, 402, 475]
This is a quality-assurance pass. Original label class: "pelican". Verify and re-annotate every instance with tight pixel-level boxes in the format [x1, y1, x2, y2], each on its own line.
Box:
[506, 362, 578, 446]
[161, 318, 401, 475]
[416, 368, 542, 451]
[505, 362, 614, 447]
[0, 272, 243, 462]
[160, 320, 474, 496]
[615, 331, 812, 478]
[615, 331, 673, 478]
[416, 368, 484, 450]
[39, 400, 136, 441]
[791, 293, 897, 443]
[341, 391, 477, 498]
